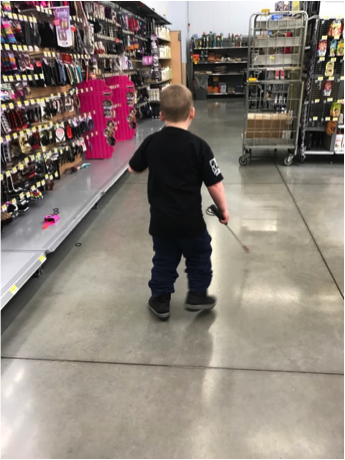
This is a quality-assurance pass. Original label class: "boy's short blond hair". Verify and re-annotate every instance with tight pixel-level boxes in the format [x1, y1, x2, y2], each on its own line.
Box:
[160, 84, 193, 122]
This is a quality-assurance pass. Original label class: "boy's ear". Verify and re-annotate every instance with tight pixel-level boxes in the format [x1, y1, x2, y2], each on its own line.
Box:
[160, 111, 165, 121]
[190, 107, 195, 120]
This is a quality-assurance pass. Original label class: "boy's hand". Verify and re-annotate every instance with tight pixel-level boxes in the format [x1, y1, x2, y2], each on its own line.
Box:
[219, 209, 230, 225]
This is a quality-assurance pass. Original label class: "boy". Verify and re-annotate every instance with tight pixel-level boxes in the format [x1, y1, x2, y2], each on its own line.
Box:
[128, 85, 229, 320]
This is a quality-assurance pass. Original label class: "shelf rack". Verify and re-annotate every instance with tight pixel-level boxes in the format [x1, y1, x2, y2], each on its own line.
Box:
[300, 17, 344, 162]
[191, 36, 249, 98]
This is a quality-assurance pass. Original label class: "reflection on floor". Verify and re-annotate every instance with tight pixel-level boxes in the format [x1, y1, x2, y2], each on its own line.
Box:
[2, 100, 344, 459]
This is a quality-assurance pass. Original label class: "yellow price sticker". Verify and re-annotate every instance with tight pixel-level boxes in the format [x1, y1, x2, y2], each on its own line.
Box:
[12, 133, 18, 140]
[54, 171, 59, 178]
[39, 255, 47, 263]
[26, 191, 31, 199]
[325, 117, 331, 122]
[30, 155, 35, 161]
[6, 135, 11, 141]
[23, 75, 27, 81]
[338, 99, 344, 103]
[41, 180, 46, 186]
[317, 76, 323, 81]
[11, 198, 17, 204]
[24, 157, 30, 164]
[328, 77, 334, 81]
[23, 45, 28, 50]
[24, 100, 30, 106]
[36, 181, 41, 187]
[45, 174, 49, 180]
[341, 76, 344, 81]
[4, 44, 10, 50]
[9, 103, 14, 109]
[15, 75, 21, 81]
[314, 99, 320, 103]
[319, 57, 325, 62]
[9, 285, 19, 295]
[327, 97, 333, 102]
[333, 117, 338, 121]
[34, 74, 38, 79]
[3, 76, 8, 82]
[12, 45, 17, 51]
[49, 174, 53, 180]
[28, 75, 33, 81]
[0, 174, 3, 181]
[18, 163, 24, 171]
[331, 57, 336, 62]
[12, 167, 17, 173]
[313, 116, 318, 121]
[2, 205, 7, 212]
[19, 192, 24, 200]
[17, 45, 23, 51]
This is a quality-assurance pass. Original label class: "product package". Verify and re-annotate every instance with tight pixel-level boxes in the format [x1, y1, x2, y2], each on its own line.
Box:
[325, 60, 335, 77]
[337, 38, 344, 57]
[317, 40, 327, 56]
[323, 80, 332, 96]
[330, 102, 341, 118]
[328, 20, 343, 39]
[335, 134, 343, 151]
[329, 39, 337, 57]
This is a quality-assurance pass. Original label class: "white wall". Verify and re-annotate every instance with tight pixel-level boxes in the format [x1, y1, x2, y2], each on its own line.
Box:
[319, 0, 344, 17]
[187, 1, 277, 38]
[144, 0, 188, 62]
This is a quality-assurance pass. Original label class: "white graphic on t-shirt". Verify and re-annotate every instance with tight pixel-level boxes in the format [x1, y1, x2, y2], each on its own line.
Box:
[209, 158, 221, 176]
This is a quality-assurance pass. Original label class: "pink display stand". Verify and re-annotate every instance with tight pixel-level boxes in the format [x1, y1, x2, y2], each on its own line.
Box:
[105, 75, 137, 142]
[77, 80, 115, 159]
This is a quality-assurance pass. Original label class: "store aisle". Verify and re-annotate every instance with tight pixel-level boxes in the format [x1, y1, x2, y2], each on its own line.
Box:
[2, 101, 344, 459]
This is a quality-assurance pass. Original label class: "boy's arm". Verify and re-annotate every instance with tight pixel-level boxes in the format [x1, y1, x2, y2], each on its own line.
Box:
[207, 181, 229, 224]
[128, 135, 152, 174]
[201, 142, 229, 224]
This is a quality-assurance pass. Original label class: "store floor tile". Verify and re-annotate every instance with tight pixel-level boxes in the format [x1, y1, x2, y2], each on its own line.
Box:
[2, 359, 343, 459]
[2, 181, 343, 373]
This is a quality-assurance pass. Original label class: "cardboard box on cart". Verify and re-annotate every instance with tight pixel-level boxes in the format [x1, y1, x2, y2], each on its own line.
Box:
[246, 113, 292, 138]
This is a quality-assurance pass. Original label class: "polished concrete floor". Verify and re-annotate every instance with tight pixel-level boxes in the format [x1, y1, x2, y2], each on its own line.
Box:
[2, 101, 344, 459]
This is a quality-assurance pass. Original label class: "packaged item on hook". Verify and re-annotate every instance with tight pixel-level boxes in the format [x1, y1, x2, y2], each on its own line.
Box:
[329, 39, 337, 57]
[337, 38, 344, 57]
[328, 20, 343, 39]
[317, 40, 327, 57]
[323, 80, 332, 97]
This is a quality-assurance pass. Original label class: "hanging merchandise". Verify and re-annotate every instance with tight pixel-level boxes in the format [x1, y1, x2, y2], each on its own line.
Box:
[324, 60, 335, 77]
[330, 102, 341, 118]
[323, 80, 333, 97]
[317, 40, 327, 56]
[336, 38, 344, 57]
[329, 39, 338, 57]
[328, 20, 343, 39]
[53, 6, 72, 47]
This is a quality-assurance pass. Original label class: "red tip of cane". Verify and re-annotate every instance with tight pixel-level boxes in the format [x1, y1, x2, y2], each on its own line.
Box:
[243, 246, 250, 253]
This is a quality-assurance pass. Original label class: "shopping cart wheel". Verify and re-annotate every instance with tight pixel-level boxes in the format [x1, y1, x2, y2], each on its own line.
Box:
[284, 155, 293, 166]
[239, 156, 249, 166]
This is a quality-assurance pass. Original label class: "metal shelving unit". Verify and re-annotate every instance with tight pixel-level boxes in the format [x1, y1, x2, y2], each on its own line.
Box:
[240, 11, 308, 166]
[191, 36, 249, 98]
[300, 17, 344, 162]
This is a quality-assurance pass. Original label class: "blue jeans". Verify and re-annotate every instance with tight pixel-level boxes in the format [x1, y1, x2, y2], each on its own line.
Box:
[149, 231, 213, 297]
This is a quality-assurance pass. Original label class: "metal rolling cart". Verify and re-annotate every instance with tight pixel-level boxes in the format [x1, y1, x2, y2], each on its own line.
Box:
[300, 17, 344, 161]
[240, 10, 308, 166]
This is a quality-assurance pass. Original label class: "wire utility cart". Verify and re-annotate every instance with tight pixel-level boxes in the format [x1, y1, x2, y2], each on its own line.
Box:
[240, 11, 308, 166]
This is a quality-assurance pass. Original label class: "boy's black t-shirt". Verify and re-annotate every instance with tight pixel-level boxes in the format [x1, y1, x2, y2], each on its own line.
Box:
[129, 126, 223, 237]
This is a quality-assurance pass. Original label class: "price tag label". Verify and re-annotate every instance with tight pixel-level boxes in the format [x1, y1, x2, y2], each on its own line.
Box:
[5, 135, 11, 141]
[41, 180, 46, 186]
[319, 57, 325, 62]
[328, 77, 334, 81]
[39, 255, 47, 263]
[23, 45, 28, 50]
[24, 157, 30, 164]
[30, 155, 35, 161]
[12, 133, 18, 139]
[338, 99, 344, 104]
[15, 75, 21, 81]
[9, 285, 19, 296]
[23, 75, 27, 81]
[11, 198, 17, 204]
[17, 102, 22, 108]
[26, 191, 31, 198]
[18, 163, 24, 170]
[4, 44, 10, 50]
[17, 45, 23, 51]
[8, 102, 14, 109]
[34, 74, 38, 80]
[54, 171, 59, 178]
[2, 75, 9, 82]
[2, 205, 7, 212]
[40, 74, 44, 79]
[331, 57, 336, 62]
[19, 192, 24, 200]
[6, 171, 11, 177]
[327, 97, 333, 102]
[19, 14, 24, 21]
[12, 167, 17, 173]
[314, 99, 320, 103]
[28, 75, 33, 81]
[36, 181, 41, 187]
[333, 117, 338, 121]
[36, 152, 41, 158]
[24, 100, 30, 106]
[13, 13, 18, 20]
[313, 117, 318, 121]
[45, 174, 49, 180]
[341, 76, 344, 81]
[317, 76, 323, 81]
[49, 174, 53, 180]
[0, 174, 3, 181]
[12, 45, 17, 51]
